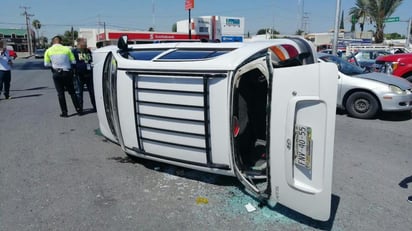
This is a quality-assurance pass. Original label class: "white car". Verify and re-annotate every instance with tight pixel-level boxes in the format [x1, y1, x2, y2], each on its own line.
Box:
[93, 36, 338, 221]
[319, 53, 412, 119]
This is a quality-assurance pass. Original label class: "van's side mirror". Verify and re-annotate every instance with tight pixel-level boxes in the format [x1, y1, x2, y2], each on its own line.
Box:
[117, 35, 128, 51]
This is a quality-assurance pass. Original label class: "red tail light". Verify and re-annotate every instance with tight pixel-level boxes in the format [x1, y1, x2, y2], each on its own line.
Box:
[233, 116, 240, 137]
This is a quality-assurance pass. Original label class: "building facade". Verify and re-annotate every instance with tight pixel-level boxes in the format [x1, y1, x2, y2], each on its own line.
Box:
[176, 16, 245, 42]
[79, 15, 245, 49]
[0, 28, 35, 52]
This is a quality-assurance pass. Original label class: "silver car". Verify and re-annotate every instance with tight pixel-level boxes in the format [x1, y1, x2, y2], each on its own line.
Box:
[318, 53, 412, 119]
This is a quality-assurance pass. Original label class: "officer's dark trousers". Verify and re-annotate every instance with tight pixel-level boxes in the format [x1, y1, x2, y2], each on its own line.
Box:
[74, 72, 96, 110]
[52, 70, 81, 114]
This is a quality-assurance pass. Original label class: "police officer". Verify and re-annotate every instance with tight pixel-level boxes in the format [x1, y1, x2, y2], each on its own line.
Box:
[44, 36, 82, 117]
[72, 38, 96, 112]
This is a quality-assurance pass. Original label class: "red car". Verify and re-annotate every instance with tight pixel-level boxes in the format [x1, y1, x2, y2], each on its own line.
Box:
[375, 53, 412, 82]
[8, 50, 17, 60]
[6, 46, 17, 59]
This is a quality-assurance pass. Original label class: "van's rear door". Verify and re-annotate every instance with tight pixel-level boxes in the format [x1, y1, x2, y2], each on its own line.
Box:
[268, 62, 338, 221]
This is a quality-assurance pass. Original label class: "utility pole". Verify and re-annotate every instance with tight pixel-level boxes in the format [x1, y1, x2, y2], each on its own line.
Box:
[20, 6, 34, 55]
[71, 26, 74, 47]
[103, 22, 106, 40]
[332, 0, 341, 56]
[406, 17, 411, 48]
[97, 15, 106, 41]
[152, 0, 156, 31]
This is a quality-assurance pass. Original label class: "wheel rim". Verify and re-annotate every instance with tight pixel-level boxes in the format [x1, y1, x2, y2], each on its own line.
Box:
[353, 98, 370, 113]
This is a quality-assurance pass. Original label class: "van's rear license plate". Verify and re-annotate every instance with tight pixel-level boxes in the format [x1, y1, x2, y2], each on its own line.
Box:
[294, 125, 312, 170]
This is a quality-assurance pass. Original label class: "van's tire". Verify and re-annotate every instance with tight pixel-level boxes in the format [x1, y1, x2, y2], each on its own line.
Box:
[345, 92, 379, 119]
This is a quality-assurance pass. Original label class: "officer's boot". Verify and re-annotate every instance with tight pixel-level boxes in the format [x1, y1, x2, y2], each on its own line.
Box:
[70, 93, 83, 115]
[58, 94, 68, 117]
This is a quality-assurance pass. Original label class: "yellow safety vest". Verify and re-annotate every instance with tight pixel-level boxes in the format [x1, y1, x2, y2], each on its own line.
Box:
[44, 44, 75, 71]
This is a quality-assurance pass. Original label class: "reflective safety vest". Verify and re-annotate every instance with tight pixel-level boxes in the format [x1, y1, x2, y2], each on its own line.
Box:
[44, 44, 75, 71]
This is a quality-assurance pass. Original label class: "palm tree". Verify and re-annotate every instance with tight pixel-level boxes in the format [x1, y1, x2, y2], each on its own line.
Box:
[349, 0, 369, 38]
[32, 19, 41, 48]
[366, 0, 403, 43]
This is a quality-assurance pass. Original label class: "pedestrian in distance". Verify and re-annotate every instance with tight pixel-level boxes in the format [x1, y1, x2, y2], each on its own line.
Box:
[44, 35, 82, 117]
[72, 38, 96, 112]
[0, 40, 13, 100]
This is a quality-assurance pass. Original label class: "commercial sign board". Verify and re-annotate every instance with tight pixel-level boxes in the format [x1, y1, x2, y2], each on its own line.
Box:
[221, 36, 243, 42]
[225, 18, 241, 27]
[185, 0, 194, 10]
[101, 32, 208, 41]
[220, 16, 244, 37]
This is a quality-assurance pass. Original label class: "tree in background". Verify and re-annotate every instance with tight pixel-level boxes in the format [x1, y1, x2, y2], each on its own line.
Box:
[295, 29, 305, 35]
[172, 23, 177, 32]
[350, 0, 404, 43]
[256, 28, 280, 39]
[385, 32, 405, 40]
[256, 28, 279, 35]
[60, 30, 78, 46]
[349, 0, 369, 38]
[38, 36, 48, 48]
[340, 11, 345, 30]
[32, 19, 41, 48]
[367, 0, 403, 43]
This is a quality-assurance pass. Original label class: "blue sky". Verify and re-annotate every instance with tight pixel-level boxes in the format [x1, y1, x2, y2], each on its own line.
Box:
[2, 0, 411, 38]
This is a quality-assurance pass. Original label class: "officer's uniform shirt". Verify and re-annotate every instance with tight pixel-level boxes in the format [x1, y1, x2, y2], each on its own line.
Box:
[44, 44, 76, 71]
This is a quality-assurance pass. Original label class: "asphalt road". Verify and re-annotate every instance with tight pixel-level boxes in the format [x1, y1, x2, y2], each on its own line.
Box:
[0, 58, 411, 231]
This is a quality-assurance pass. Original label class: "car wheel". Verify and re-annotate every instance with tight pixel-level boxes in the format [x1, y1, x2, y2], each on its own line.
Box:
[345, 91, 379, 119]
[405, 75, 412, 83]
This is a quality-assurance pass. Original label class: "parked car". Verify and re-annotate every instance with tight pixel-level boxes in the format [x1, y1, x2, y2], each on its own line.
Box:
[348, 49, 391, 72]
[320, 48, 344, 57]
[92, 36, 339, 221]
[6, 45, 17, 59]
[34, 49, 45, 58]
[318, 53, 412, 119]
[375, 53, 412, 82]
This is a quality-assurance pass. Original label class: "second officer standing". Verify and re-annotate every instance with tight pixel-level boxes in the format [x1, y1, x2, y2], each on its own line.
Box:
[72, 38, 96, 112]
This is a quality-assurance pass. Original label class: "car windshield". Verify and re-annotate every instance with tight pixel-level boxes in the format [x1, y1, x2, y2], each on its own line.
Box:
[354, 50, 390, 60]
[320, 55, 365, 76]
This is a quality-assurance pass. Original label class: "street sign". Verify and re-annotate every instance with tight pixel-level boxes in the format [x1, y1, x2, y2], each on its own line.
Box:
[185, 0, 194, 10]
[384, 17, 400, 23]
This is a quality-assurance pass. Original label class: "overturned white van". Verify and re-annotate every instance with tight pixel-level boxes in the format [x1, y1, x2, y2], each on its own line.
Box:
[92, 36, 338, 221]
